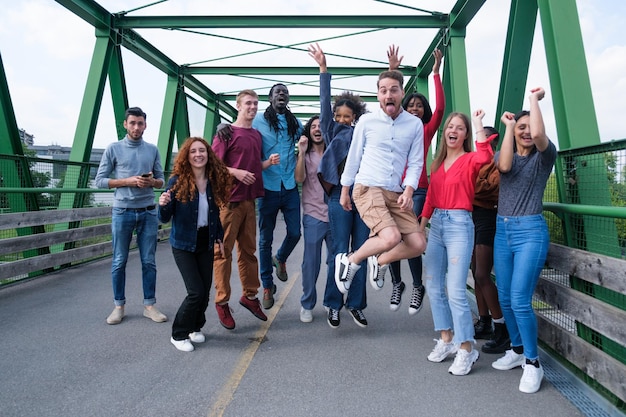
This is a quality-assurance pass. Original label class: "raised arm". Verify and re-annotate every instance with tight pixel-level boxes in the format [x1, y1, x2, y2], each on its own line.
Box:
[496, 112, 517, 173]
[308, 43, 333, 145]
[528, 87, 549, 152]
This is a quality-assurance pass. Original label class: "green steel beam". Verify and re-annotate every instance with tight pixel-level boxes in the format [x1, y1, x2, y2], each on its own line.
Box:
[537, 0, 601, 150]
[217, 94, 379, 103]
[538, 0, 617, 255]
[157, 75, 179, 173]
[54, 0, 111, 29]
[417, 29, 446, 79]
[443, 28, 471, 118]
[58, 29, 113, 214]
[108, 45, 130, 140]
[175, 93, 191, 143]
[0, 53, 37, 215]
[494, 0, 537, 132]
[184, 66, 416, 76]
[116, 15, 448, 29]
[449, 0, 486, 29]
[203, 101, 220, 144]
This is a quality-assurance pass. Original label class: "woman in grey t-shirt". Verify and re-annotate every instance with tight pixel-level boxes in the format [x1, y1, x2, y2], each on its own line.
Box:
[490, 88, 557, 394]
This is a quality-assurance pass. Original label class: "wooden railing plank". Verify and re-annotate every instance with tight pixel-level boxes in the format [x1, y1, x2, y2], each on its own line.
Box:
[0, 224, 111, 256]
[0, 207, 112, 231]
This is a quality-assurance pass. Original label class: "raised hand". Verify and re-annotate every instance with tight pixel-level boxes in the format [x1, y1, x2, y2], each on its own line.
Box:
[298, 135, 309, 154]
[432, 49, 443, 74]
[529, 87, 545, 101]
[501, 111, 516, 128]
[308, 43, 327, 72]
[387, 44, 404, 70]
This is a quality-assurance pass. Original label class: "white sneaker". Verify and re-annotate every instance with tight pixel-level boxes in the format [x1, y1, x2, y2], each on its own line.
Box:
[189, 332, 206, 343]
[448, 348, 480, 376]
[427, 338, 458, 363]
[300, 307, 313, 323]
[334, 253, 360, 294]
[519, 362, 544, 393]
[170, 337, 194, 352]
[492, 349, 525, 370]
[367, 255, 388, 290]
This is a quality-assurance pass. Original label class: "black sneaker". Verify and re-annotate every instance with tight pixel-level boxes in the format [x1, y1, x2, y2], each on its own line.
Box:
[349, 309, 368, 327]
[390, 282, 406, 311]
[327, 308, 340, 328]
[408, 285, 425, 315]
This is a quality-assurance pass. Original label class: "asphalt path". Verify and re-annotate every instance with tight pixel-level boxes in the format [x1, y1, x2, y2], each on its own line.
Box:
[0, 219, 612, 417]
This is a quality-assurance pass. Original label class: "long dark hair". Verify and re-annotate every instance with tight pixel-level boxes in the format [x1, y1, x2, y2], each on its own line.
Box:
[303, 115, 322, 154]
[264, 83, 301, 141]
[401, 93, 433, 124]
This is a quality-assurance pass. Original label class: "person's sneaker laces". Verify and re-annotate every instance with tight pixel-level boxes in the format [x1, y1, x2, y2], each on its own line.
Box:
[188, 332, 206, 343]
[272, 256, 288, 282]
[239, 296, 268, 321]
[300, 307, 313, 323]
[327, 308, 340, 328]
[427, 338, 458, 362]
[408, 285, 425, 315]
[334, 253, 360, 294]
[492, 349, 525, 370]
[519, 360, 544, 393]
[389, 282, 406, 311]
[215, 303, 235, 330]
[349, 309, 368, 327]
[170, 337, 194, 352]
[262, 284, 277, 309]
[367, 255, 388, 290]
[448, 348, 480, 376]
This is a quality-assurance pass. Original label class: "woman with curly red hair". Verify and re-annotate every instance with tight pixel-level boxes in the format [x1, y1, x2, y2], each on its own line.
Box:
[158, 137, 231, 352]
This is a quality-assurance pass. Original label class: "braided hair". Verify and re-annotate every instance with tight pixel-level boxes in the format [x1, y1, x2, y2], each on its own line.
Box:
[264, 83, 301, 141]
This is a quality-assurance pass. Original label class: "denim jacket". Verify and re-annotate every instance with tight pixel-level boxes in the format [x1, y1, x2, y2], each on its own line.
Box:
[158, 175, 224, 252]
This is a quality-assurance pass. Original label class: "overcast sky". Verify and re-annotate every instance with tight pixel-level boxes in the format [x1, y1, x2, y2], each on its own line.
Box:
[1, 0, 624, 151]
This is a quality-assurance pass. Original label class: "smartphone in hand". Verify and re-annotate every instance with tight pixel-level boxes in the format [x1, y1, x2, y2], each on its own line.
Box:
[141, 173, 152, 178]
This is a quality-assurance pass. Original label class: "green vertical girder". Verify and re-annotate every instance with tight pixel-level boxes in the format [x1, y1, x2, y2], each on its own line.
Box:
[203, 101, 220, 144]
[494, 0, 537, 131]
[157, 75, 179, 174]
[443, 29, 471, 119]
[537, 0, 617, 255]
[108, 45, 130, 140]
[175, 93, 191, 144]
[0, 53, 38, 214]
[57, 30, 112, 212]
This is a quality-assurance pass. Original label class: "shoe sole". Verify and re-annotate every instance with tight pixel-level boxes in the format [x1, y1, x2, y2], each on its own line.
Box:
[408, 304, 423, 315]
[492, 360, 525, 370]
[334, 253, 349, 294]
[367, 256, 383, 290]
[351, 317, 367, 328]
[427, 348, 458, 363]
[390, 304, 400, 311]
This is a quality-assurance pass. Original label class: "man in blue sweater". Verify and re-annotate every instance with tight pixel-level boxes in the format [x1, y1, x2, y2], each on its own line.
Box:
[95, 107, 167, 325]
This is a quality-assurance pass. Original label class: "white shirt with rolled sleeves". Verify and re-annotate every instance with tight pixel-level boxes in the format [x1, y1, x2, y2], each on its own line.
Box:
[340, 108, 424, 192]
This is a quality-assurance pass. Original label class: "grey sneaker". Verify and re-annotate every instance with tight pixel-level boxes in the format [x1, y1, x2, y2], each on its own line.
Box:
[272, 256, 288, 282]
[427, 338, 458, 362]
[143, 306, 167, 323]
[106, 306, 124, 325]
[300, 307, 313, 323]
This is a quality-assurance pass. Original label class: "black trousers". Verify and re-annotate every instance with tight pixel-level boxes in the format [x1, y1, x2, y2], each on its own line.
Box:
[171, 228, 213, 340]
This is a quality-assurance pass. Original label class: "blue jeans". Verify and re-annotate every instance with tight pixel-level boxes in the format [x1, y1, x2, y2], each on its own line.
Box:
[111, 207, 158, 306]
[424, 209, 475, 344]
[301, 215, 333, 310]
[258, 186, 301, 289]
[323, 187, 369, 310]
[493, 214, 549, 360]
[390, 187, 426, 287]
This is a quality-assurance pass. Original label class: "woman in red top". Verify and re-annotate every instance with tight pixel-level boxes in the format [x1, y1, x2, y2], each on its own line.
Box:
[418, 110, 492, 375]
[387, 46, 445, 315]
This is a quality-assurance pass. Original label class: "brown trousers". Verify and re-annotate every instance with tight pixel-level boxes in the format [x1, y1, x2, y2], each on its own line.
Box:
[213, 199, 261, 304]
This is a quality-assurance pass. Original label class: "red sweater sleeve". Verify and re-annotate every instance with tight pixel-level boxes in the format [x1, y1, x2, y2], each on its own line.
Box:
[418, 74, 445, 189]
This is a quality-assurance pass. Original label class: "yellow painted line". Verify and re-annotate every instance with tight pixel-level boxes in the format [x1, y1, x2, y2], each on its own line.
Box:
[207, 272, 300, 417]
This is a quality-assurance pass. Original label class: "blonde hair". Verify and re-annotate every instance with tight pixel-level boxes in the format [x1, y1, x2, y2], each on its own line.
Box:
[431, 112, 473, 172]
